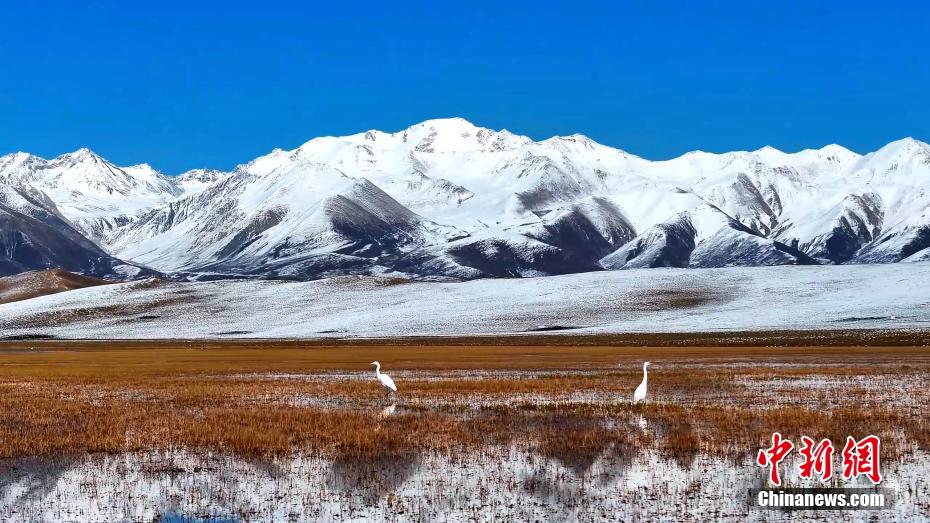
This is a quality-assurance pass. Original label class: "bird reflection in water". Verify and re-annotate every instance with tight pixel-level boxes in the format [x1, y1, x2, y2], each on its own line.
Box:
[379, 403, 397, 419]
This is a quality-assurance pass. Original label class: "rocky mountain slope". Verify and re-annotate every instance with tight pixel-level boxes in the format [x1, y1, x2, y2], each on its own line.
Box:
[0, 269, 111, 304]
[0, 182, 149, 278]
[2, 118, 929, 280]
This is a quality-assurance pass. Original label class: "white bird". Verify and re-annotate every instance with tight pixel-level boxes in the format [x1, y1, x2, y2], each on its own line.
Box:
[632, 361, 651, 404]
[371, 361, 397, 394]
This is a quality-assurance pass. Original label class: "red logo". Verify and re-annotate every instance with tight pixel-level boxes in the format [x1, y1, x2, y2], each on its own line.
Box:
[798, 436, 834, 481]
[757, 434, 882, 486]
[841, 435, 882, 484]
[756, 432, 794, 486]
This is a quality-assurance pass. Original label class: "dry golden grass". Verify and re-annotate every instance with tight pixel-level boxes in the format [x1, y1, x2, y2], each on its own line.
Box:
[1, 342, 928, 463]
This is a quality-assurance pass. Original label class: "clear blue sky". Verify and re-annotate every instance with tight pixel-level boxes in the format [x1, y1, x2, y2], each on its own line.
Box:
[2, 1, 928, 174]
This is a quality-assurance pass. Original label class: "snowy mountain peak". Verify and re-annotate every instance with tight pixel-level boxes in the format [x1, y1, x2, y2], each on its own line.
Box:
[122, 163, 166, 180]
[403, 117, 479, 141]
[791, 144, 860, 165]
[177, 168, 225, 183]
[0, 152, 47, 180]
[817, 144, 857, 156]
[878, 137, 930, 155]
[41, 149, 179, 196]
[68, 147, 94, 157]
[410, 116, 478, 131]
[0, 151, 40, 164]
[5, 123, 930, 281]
[753, 145, 782, 154]
[893, 136, 927, 146]
[176, 168, 228, 194]
[294, 118, 533, 158]
[0, 148, 185, 244]
[398, 118, 531, 153]
[862, 137, 930, 172]
[539, 134, 641, 161]
[57, 147, 104, 164]
[125, 162, 157, 172]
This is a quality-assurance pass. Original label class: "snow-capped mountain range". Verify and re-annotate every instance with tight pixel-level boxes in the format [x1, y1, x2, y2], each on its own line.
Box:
[2, 117, 930, 280]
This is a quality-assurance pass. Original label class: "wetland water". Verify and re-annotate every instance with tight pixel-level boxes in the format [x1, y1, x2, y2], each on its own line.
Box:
[3, 444, 929, 521]
[2, 344, 930, 521]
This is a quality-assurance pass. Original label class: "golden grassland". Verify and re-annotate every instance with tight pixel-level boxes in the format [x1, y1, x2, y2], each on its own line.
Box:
[1, 341, 929, 464]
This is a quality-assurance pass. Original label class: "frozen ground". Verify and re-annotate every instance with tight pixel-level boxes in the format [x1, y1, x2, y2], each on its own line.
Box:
[0, 263, 929, 339]
[1, 447, 926, 522]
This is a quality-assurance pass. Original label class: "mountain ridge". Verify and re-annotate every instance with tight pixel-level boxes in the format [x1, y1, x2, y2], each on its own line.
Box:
[2, 118, 930, 281]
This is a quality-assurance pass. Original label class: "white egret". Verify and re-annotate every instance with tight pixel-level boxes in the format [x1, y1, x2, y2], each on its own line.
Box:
[371, 361, 398, 395]
[632, 361, 651, 404]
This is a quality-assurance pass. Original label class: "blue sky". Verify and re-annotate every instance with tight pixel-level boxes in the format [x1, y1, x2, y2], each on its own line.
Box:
[1, 1, 928, 174]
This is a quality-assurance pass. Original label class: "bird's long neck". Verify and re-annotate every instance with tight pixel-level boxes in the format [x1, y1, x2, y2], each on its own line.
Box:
[374, 363, 381, 377]
[642, 365, 648, 385]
